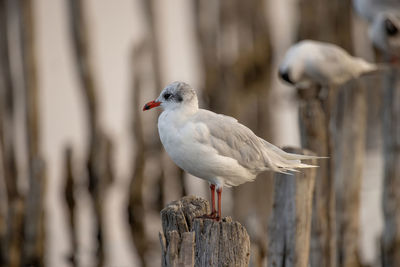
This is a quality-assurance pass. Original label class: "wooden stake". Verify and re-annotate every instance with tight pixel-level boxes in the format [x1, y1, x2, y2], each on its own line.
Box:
[381, 67, 400, 267]
[267, 147, 317, 267]
[160, 196, 251, 267]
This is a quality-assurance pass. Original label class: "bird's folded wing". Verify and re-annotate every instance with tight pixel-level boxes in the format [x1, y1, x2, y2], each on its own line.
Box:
[190, 109, 316, 173]
[190, 109, 268, 172]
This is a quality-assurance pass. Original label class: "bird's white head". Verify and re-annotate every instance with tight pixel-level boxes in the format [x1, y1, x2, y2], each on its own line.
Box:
[143, 81, 198, 112]
[278, 40, 310, 87]
[369, 12, 400, 59]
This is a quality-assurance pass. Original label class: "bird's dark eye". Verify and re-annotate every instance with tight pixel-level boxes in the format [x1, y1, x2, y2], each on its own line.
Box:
[385, 18, 398, 36]
[164, 93, 172, 100]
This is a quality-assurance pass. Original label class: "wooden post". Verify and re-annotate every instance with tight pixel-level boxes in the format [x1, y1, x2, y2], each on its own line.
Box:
[127, 41, 149, 267]
[381, 67, 400, 267]
[193, 2, 274, 264]
[267, 147, 317, 267]
[0, 1, 24, 266]
[67, 1, 115, 266]
[298, 79, 366, 267]
[298, 87, 336, 267]
[63, 146, 78, 267]
[159, 196, 251, 267]
[21, 0, 46, 265]
[295, 0, 353, 266]
[333, 79, 366, 267]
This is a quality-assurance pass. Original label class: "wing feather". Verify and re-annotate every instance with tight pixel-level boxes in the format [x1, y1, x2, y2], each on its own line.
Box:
[191, 109, 317, 173]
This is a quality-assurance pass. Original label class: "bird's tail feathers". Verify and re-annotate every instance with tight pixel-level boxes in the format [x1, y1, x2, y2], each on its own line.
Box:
[356, 58, 377, 73]
[260, 139, 326, 160]
[271, 162, 318, 175]
[259, 139, 320, 173]
[293, 162, 319, 169]
[277, 151, 327, 160]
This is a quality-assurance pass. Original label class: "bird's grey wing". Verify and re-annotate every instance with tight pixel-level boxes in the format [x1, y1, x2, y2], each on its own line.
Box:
[191, 110, 268, 172]
[191, 110, 319, 173]
[318, 44, 348, 63]
[311, 44, 354, 83]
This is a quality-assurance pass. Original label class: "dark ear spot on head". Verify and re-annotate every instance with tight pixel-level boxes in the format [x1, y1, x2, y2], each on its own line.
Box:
[279, 68, 293, 84]
[176, 94, 183, 102]
[385, 18, 398, 36]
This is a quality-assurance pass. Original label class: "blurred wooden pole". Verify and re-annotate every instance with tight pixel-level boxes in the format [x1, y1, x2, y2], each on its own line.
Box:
[126, 2, 174, 266]
[160, 196, 250, 267]
[267, 147, 317, 267]
[297, 1, 354, 265]
[128, 41, 149, 267]
[0, 1, 24, 266]
[67, 1, 114, 266]
[298, 86, 336, 267]
[299, 80, 366, 267]
[381, 68, 400, 267]
[20, 0, 46, 266]
[334, 80, 366, 267]
[0, 131, 6, 266]
[0, 171, 6, 266]
[194, 2, 273, 265]
[63, 146, 78, 267]
[137, 0, 181, 211]
[298, 0, 353, 51]
[194, 0, 272, 117]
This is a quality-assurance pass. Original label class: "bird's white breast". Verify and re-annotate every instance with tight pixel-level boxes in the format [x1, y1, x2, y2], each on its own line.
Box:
[158, 110, 203, 175]
[157, 109, 255, 187]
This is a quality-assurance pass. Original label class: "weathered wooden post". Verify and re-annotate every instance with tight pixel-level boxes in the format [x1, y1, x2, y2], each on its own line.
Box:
[267, 147, 317, 267]
[67, 1, 115, 266]
[381, 67, 400, 267]
[298, 79, 366, 267]
[0, 1, 25, 266]
[333, 79, 366, 267]
[63, 146, 78, 267]
[298, 86, 336, 267]
[160, 196, 251, 267]
[296, 0, 353, 264]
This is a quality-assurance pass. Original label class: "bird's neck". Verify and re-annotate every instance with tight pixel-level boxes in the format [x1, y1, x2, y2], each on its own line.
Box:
[182, 101, 199, 115]
[161, 103, 199, 125]
[172, 101, 199, 115]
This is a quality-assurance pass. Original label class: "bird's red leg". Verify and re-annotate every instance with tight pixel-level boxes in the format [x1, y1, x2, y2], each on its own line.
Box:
[210, 184, 216, 216]
[217, 187, 222, 221]
[196, 184, 218, 220]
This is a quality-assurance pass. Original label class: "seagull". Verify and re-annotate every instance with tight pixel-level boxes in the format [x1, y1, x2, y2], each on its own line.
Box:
[353, 0, 400, 59]
[143, 81, 319, 220]
[278, 40, 377, 88]
[353, 0, 400, 22]
[369, 12, 400, 59]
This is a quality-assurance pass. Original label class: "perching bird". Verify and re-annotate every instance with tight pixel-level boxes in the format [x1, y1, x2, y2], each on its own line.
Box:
[369, 12, 400, 59]
[278, 40, 377, 88]
[353, 0, 400, 59]
[143, 81, 318, 220]
[353, 0, 400, 22]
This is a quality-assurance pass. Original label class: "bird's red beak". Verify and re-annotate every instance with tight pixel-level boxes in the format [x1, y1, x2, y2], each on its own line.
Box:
[143, 100, 161, 111]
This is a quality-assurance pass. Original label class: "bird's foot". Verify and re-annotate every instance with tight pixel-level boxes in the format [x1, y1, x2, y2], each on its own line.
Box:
[196, 211, 220, 221]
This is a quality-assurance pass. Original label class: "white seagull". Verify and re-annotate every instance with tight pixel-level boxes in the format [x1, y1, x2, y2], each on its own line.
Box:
[353, 0, 400, 22]
[278, 40, 377, 88]
[143, 81, 319, 220]
[369, 12, 400, 59]
[353, 0, 400, 59]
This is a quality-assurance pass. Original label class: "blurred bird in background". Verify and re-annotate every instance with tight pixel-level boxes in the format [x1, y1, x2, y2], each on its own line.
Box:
[278, 40, 377, 88]
[353, 0, 400, 60]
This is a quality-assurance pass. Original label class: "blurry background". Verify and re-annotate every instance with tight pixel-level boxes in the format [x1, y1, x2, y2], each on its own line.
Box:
[0, 0, 387, 266]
